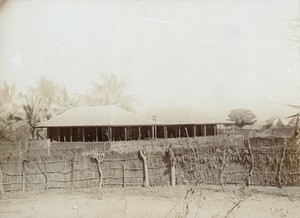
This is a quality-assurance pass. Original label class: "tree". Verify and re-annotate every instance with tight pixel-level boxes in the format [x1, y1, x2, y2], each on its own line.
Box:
[83, 73, 138, 112]
[228, 109, 257, 128]
[27, 77, 78, 120]
[57, 86, 78, 109]
[30, 76, 60, 120]
[0, 81, 23, 123]
[0, 82, 24, 141]
[22, 89, 43, 139]
[21, 77, 78, 139]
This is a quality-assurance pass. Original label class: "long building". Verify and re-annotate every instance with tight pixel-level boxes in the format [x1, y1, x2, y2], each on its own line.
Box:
[36, 106, 233, 142]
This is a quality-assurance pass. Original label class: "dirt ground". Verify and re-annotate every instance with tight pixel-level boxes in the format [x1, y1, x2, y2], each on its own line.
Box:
[1, 185, 300, 218]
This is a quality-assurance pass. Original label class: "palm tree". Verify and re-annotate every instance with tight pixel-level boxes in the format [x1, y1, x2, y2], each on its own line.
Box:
[0, 81, 16, 105]
[22, 77, 60, 139]
[21, 77, 78, 139]
[57, 86, 78, 108]
[0, 82, 24, 141]
[85, 73, 138, 112]
[33, 77, 59, 109]
[29, 76, 78, 119]
[0, 82, 23, 124]
[22, 89, 43, 139]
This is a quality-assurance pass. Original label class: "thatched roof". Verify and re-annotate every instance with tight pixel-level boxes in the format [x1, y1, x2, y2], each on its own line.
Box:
[36, 106, 161, 127]
[143, 107, 233, 125]
[287, 116, 298, 127]
[271, 118, 286, 129]
[265, 116, 280, 124]
[257, 123, 293, 138]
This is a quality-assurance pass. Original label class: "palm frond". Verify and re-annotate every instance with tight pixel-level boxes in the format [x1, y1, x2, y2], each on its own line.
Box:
[285, 113, 300, 119]
[87, 73, 137, 111]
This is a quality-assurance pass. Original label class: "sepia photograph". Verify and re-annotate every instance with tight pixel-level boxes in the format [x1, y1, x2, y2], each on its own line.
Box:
[0, 0, 300, 217]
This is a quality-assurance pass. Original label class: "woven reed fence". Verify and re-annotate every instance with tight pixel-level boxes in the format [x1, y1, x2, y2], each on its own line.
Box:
[0, 140, 51, 159]
[1, 136, 300, 192]
[0, 152, 169, 192]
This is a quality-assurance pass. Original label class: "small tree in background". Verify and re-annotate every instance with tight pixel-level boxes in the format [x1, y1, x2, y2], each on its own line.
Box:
[228, 109, 257, 128]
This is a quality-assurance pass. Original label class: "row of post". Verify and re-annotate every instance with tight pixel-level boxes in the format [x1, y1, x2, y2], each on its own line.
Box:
[40, 124, 220, 142]
[1, 149, 179, 193]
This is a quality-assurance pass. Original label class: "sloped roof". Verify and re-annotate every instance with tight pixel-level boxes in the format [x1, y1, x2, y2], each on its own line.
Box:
[271, 118, 287, 129]
[258, 127, 293, 138]
[265, 117, 289, 127]
[142, 107, 233, 125]
[257, 118, 293, 138]
[265, 116, 280, 124]
[288, 116, 298, 127]
[36, 106, 160, 127]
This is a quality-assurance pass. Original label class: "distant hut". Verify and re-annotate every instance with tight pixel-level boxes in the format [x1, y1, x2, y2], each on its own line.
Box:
[288, 116, 298, 127]
[272, 118, 286, 129]
[262, 117, 276, 130]
[259, 118, 293, 138]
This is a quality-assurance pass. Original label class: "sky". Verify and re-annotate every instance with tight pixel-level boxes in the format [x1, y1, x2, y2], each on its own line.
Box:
[0, 0, 300, 124]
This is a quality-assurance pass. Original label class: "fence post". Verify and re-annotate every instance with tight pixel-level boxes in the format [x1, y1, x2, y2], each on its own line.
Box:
[245, 138, 254, 187]
[276, 138, 287, 188]
[43, 158, 49, 191]
[139, 150, 149, 187]
[34, 172, 37, 191]
[47, 139, 51, 156]
[90, 151, 105, 188]
[123, 163, 126, 188]
[22, 160, 26, 192]
[0, 164, 4, 194]
[97, 160, 104, 189]
[170, 159, 176, 186]
[70, 158, 74, 188]
[166, 149, 177, 187]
